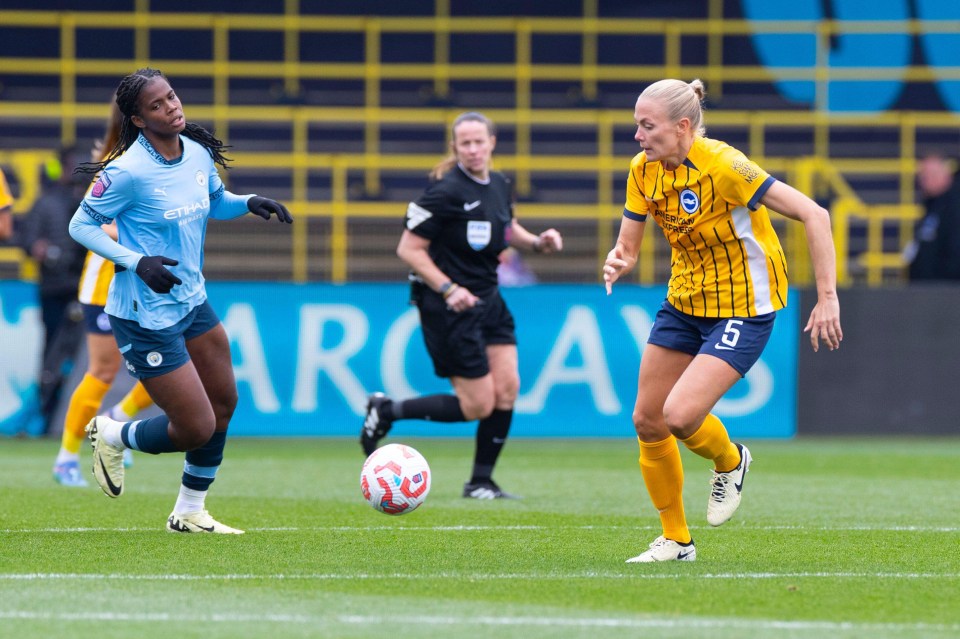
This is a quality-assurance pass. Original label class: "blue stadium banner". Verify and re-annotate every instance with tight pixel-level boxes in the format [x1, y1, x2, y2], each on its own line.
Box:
[0, 282, 798, 438]
[0, 282, 44, 436]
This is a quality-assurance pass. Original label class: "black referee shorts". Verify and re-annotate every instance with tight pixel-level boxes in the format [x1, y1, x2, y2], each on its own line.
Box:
[416, 288, 517, 379]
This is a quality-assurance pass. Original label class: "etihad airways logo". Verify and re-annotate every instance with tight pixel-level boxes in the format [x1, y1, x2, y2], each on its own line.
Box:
[163, 197, 210, 220]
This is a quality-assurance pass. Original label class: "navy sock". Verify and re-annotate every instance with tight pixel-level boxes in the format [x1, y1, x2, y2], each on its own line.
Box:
[471, 409, 513, 483]
[182, 430, 227, 491]
[393, 394, 465, 422]
[127, 415, 179, 454]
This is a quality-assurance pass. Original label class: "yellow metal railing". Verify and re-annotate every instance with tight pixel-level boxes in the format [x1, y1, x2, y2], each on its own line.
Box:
[3, 104, 954, 182]
[2, 8, 956, 285]
[0, 141, 928, 287]
[3, 9, 959, 189]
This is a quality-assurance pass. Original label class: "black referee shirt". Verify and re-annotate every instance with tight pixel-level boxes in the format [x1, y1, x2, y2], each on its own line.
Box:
[404, 165, 514, 297]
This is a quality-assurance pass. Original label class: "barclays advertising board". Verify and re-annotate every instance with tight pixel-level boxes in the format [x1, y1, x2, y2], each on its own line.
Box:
[0, 282, 798, 438]
[0, 282, 43, 436]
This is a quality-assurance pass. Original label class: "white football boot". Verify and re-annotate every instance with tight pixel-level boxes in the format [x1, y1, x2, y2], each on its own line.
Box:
[166, 510, 244, 534]
[626, 536, 697, 563]
[86, 416, 126, 498]
[707, 443, 752, 526]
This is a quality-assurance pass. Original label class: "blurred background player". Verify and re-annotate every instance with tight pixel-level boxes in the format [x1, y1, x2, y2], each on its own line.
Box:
[17, 145, 87, 434]
[52, 100, 155, 487]
[69, 68, 292, 532]
[497, 247, 537, 287]
[361, 111, 563, 499]
[0, 167, 13, 241]
[904, 152, 960, 281]
[603, 79, 842, 562]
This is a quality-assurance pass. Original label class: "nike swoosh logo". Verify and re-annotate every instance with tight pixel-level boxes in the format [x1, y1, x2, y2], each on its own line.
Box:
[464, 200, 481, 211]
[97, 456, 122, 496]
[678, 549, 694, 560]
[154, 188, 167, 196]
[714, 344, 734, 351]
[168, 516, 215, 533]
[734, 449, 748, 491]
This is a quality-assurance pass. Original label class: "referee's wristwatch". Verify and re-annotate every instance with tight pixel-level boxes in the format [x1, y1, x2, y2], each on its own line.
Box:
[439, 281, 459, 299]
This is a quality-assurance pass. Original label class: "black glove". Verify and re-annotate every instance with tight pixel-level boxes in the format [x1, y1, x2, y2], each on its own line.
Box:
[247, 196, 293, 223]
[135, 255, 182, 294]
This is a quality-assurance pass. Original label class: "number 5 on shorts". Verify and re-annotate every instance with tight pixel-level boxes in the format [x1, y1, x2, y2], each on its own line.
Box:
[721, 319, 743, 349]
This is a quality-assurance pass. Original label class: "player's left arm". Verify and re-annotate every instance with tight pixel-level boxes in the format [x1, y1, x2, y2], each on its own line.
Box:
[0, 170, 13, 240]
[207, 187, 292, 223]
[760, 180, 843, 352]
[207, 168, 292, 223]
[0, 205, 11, 241]
[508, 218, 562, 254]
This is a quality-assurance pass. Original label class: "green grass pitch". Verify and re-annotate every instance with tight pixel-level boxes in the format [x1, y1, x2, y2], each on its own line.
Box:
[1, 436, 957, 639]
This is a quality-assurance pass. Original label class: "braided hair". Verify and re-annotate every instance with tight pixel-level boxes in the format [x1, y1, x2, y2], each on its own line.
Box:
[78, 68, 232, 174]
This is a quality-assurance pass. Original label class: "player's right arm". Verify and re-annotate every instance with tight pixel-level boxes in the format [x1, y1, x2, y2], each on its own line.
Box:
[396, 229, 447, 292]
[70, 170, 181, 295]
[399, 184, 481, 312]
[397, 229, 480, 313]
[604, 217, 646, 295]
[69, 166, 143, 270]
[604, 160, 649, 294]
[0, 169, 14, 241]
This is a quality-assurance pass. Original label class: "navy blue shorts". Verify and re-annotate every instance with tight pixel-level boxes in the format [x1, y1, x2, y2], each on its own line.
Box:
[417, 287, 516, 379]
[647, 301, 775, 377]
[109, 300, 221, 380]
[81, 303, 113, 335]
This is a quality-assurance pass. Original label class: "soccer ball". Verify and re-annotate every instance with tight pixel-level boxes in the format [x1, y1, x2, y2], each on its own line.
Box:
[360, 443, 431, 515]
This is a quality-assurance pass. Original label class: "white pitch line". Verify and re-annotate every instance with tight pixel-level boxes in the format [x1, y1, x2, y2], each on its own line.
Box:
[1, 523, 959, 533]
[0, 524, 960, 535]
[0, 610, 957, 634]
[1, 571, 958, 581]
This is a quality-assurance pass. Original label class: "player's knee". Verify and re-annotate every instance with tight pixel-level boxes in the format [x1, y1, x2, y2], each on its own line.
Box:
[494, 373, 520, 407]
[214, 387, 238, 423]
[87, 359, 120, 383]
[661, 404, 698, 438]
[179, 422, 216, 451]
[460, 394, 495, 421]
[171, 412, 217, 450]
[632, 409, 662, 439]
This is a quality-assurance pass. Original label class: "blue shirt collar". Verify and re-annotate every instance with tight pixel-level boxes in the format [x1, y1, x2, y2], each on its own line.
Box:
[137, 133, 184, 165]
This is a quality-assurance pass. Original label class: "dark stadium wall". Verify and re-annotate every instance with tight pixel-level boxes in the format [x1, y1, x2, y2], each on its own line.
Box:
[798, 285, 960, 435]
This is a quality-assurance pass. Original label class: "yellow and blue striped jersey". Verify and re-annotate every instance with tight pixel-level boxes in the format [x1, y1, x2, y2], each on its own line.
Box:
[0, 169, 13, 209]
[77, 251, 114, 306]
[76, 170, 114, 306]
[624, 136, 788, 318]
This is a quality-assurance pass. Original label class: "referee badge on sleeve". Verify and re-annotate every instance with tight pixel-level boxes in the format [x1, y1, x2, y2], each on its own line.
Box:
[467, 220, 492, 250]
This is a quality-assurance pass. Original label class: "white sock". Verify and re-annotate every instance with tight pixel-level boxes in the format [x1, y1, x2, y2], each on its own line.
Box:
[107, 403, 132, 421]
[99, 418, 126, 448]
[173, 486, 207, 515]
[55, 449, 79, 465]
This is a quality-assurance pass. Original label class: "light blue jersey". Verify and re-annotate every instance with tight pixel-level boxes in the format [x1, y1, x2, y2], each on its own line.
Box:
[70, 133, 251, 330]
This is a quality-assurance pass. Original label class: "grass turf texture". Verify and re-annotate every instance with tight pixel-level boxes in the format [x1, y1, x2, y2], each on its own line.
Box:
[0, 437, 957, 639]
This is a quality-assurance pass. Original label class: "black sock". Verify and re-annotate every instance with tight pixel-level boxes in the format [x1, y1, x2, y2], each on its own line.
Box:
[471, 409, 513, 484]
[393, 394, 465, 422]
